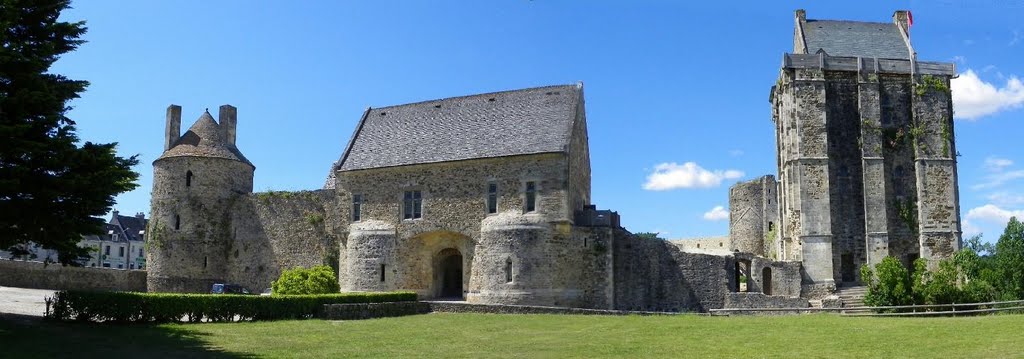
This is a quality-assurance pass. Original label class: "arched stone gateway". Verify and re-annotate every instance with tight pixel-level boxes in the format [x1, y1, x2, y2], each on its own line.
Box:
[435, 248, 464, 299]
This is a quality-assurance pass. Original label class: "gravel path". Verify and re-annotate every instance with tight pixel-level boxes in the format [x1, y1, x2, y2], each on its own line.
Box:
[0, 286, 55, 317]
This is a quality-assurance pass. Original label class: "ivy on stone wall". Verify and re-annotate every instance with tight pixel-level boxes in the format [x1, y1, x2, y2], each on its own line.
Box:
[914, 75, 950, 96]
[894, 198, 918, 235]
[764, 225, 778, 260]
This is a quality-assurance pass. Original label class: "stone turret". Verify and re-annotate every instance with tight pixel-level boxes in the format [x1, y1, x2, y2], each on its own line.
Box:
[147, 105, 255, 293]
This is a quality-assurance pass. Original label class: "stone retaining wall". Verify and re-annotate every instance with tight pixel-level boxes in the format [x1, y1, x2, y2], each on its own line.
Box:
[724, 292, 809, 309]
[320, 301, 429, 320]
[319, 301, 691, 320]
[0, 259, 147, 292]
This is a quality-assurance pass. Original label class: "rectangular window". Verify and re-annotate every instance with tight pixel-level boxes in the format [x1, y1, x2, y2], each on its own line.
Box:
[380, 263, 386, 282]
[104, 246, 110, 255]
[403, 191, 422, 219]
[487, 182, 498, 214]
[525, 182, 537, 212]
[102, 262, 110, 268]
[119, 247, 125, 257]
[352, 194, 362, 222]
[139, 248, 144, 257]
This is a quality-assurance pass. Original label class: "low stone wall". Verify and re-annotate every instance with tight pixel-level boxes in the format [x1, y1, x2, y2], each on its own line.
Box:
[319, 301, 691, 320]
[425, 301, 687, 316]
[320, 302, 429, 320]
[0, 260, 147, 292]
[724, 292, 809, 309]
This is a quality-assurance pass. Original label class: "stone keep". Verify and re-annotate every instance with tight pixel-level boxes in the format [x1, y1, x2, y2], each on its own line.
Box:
[767, 10, 962, 292]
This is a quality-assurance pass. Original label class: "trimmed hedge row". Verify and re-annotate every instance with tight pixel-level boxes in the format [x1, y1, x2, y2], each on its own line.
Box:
[45, 290, 417, 323]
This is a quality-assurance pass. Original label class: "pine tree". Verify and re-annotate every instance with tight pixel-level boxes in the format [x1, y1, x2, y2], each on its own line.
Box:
[0, 0, 139, 265]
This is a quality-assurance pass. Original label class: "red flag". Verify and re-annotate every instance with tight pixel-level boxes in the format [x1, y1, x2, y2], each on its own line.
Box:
[908, 11, 913, 27]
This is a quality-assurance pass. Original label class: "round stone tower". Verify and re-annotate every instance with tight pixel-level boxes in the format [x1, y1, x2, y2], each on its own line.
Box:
[147, 105, 254, 293]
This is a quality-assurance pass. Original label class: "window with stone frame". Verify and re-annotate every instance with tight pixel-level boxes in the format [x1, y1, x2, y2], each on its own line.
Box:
[524, 181, 537, 213]
[486, 182, 498, 214]
[352, 194, 363, 222]
[403, 190, 422, 220]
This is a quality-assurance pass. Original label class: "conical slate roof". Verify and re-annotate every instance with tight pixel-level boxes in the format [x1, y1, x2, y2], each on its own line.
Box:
[156, 111, 253, 167]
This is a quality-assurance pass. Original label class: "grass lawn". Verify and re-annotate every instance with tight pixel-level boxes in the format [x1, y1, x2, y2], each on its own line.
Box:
[2, 313, 1022, 358]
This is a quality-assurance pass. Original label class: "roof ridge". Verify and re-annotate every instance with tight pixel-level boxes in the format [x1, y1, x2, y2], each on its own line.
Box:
[369, 83, 578, 111]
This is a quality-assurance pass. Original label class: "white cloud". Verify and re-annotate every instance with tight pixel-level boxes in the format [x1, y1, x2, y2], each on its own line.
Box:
[951, 69, 1024, 120]
[728, 149, 744, 157]
[702, 206, 729, 221]
[643, 162, 744, 190]
[987, 191, 1024, 206]
[1010, 30, 1022, 47]
[962, 219, 982, 238]
[972, 170, 1024, 190]
[951, 55, 967, 65]
[984, 157, 1014, 172]
[966, 204, 1024, 224]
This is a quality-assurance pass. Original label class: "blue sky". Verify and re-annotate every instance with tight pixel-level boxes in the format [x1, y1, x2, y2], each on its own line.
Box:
[55, 1, 1023, 243]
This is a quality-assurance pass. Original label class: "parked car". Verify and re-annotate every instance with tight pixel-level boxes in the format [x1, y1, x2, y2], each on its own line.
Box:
[260, 288, 273, 296]
[210, 283, 251, 295]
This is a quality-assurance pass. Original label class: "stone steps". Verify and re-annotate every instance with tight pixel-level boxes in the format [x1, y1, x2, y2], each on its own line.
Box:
[837, 286, 868, 308]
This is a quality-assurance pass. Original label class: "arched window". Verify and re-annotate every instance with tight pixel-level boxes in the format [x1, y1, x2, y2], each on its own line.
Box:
[186, 170, 193, 187]
[505, 257, 513, 283]
[380, 263, 386, 282]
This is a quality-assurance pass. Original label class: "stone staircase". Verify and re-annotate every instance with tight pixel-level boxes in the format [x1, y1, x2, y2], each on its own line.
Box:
[837, 285, 867, 308]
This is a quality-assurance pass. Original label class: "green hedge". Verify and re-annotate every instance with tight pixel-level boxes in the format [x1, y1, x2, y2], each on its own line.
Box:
[45, 291, 417, 323]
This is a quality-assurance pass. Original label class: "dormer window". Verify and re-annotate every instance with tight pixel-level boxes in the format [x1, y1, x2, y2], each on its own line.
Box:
[186, 170, 193, 187]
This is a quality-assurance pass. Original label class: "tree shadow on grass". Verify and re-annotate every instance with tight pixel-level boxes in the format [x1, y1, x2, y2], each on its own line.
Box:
[0, 315, 255, 359]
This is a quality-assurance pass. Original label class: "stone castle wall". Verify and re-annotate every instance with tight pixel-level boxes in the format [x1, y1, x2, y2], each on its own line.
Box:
[0, 259, 147, 292]
[225, 190, 342, 292]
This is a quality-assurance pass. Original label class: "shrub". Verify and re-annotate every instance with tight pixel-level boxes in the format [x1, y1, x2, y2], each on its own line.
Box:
[45, 291, 417, 323]
[862, 257, 914, 309]
[273, 265, 340, 295]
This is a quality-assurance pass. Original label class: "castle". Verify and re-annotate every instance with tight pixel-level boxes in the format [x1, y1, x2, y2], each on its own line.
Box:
[146, 10, 960, 310]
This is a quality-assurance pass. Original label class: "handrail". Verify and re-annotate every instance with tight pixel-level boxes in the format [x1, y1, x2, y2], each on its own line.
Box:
[708, 298, 1024, 316]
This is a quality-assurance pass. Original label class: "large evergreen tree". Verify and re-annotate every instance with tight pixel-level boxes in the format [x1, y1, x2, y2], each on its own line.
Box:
[0, 0, 139, 264]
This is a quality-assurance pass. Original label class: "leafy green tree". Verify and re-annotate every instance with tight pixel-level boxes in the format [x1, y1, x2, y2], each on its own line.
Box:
[0, 0, 139, 264]
[994, 217, 1024, 299]
[272, 265, 340, 295]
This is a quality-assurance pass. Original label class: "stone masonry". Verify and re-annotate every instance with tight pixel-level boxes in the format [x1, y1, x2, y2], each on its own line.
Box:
[147, 9, 960, 310]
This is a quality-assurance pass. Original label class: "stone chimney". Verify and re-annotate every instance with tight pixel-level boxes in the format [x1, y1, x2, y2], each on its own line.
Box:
[165, 105, 181, 151]
[135, 212, 145, 220]
[219, 105, 237, 146]
[893, 10, 910, 37]
[793, 9, 808, 54]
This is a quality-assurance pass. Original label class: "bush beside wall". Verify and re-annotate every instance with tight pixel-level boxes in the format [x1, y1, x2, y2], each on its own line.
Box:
[45, 290, 417, 323]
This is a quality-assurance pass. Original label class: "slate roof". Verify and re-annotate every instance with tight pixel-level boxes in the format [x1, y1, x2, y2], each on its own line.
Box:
[112, 214, 147, 242]
[802, 20, 910, 59]
[156, 111, 253, 167]
[336, 84, 582, 172]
